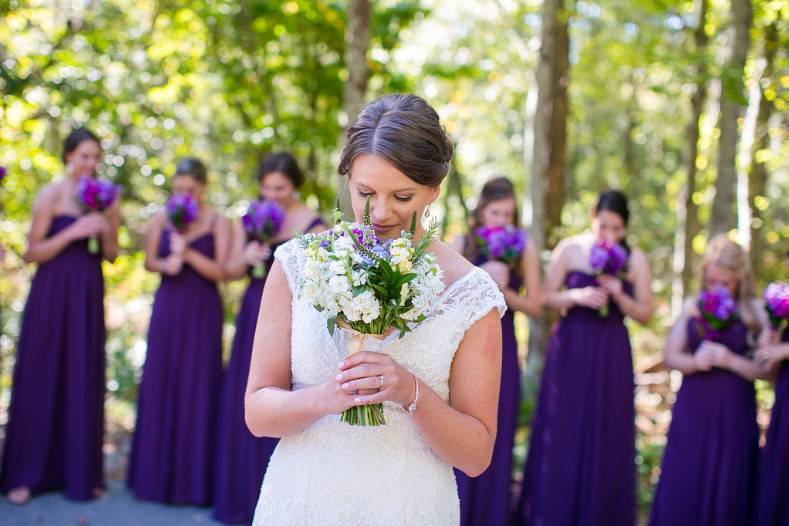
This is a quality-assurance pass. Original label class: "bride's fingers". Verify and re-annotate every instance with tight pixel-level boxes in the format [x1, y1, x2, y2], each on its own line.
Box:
[338, 351, 388, 371]
[336, 363, 383, 382]
[340, 376, 382, 393]
[351, 389, 389, 407]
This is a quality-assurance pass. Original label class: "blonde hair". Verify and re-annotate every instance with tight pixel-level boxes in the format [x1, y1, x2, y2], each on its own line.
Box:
[700, 234, 761, 337]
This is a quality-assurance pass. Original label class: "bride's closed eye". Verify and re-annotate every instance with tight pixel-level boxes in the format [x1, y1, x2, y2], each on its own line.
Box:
[356, 190, 413, 203]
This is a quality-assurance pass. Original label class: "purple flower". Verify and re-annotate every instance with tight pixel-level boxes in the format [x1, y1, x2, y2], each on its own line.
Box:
[474, 225, 527, 265]
[697, 285, 737, 339]
[0, 166, 7, 183]
[242, 200, 285, 242]
[165, 193, 199, 231]
[764, 282, 789, 329]
[590, 240, 629, 276]
[76, 176, 120, 212]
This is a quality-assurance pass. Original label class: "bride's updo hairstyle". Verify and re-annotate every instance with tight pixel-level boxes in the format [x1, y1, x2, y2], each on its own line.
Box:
[338, 93, 454, 187]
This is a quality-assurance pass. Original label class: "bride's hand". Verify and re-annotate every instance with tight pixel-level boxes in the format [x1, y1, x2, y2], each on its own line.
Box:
[336, 351, 416, 407]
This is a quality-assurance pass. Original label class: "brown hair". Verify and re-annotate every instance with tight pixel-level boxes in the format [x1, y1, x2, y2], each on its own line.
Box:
[463, 176, 521, 267]
[338, 94, 454, 187]
[701, 234, 761, 338]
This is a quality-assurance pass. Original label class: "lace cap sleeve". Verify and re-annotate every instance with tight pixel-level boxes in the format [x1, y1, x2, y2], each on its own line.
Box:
[273, 239, 304, 295]
[439, 267, 507, 336]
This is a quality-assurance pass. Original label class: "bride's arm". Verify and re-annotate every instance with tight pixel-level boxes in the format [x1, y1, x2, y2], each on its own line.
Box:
[339, 308, 502, 477]
[244, 261, 358, 437]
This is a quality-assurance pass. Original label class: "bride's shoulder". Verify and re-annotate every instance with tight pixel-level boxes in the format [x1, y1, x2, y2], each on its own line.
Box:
[431, 240, 479, 288]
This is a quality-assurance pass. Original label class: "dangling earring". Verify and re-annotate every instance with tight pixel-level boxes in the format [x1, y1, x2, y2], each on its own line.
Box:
[424, 205, 431, 219]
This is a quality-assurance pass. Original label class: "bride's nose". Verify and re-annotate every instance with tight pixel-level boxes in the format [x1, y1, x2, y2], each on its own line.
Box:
[371, 199, 391, 222]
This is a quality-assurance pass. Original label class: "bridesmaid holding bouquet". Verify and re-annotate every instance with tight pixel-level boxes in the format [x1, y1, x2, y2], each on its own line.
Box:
[650, 235, 768, 526]
[213, 152, 324, 524]
[451, 176, 541, 526]
[515, 190, 653, 526]
[128, 157, 230, 506]
[1, 127, 120, 503]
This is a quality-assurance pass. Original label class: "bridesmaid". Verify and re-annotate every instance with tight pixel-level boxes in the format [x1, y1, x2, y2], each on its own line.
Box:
[515, 190, 653, 526]
[649, 235, 767, 526]
[128, 157, 231, 506]
[753, 250, 789, 526]
[450, 177, 541, 526]
[213, 152, 324, 524]
[1, 127, 120, 504]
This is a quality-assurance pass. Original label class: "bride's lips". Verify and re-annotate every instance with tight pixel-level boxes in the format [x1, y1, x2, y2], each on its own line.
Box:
[372, 223, 397, 231]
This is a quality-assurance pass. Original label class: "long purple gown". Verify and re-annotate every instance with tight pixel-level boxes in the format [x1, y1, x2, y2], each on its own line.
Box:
[127, 227, 223, 506]
[754, 327, 789, 526]
[0, 215, 105, 501]
[649, 317, 758, 526]
[455, 255, 521, 526]
[213, 217, 324, 524]
[516, 271, 636, 526]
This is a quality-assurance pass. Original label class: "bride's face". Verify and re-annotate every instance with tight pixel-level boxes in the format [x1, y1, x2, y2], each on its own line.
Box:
[348, 154, 439, 240]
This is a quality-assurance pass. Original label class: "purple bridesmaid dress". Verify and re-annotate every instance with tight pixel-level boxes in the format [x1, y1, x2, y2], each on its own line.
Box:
[127, 227, 223, 506]
[516, 271, 636, 526]
[649, 317, 758, 526]
[0, 215, 106, 501]
[454, 255, 521, 526]
[753, 327, 789, 526]
[212, 217, 324, 524]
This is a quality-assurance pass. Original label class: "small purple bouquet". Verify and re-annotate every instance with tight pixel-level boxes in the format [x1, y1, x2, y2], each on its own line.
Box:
[589, 239, 629, 316]
[474, 225, 527, 266]
[696, 285, 737, 340]
[165, 193, 199, 232]
[76, 175, 120, 254]
[242, 200, 285, 278]
[764, 282, 789, 330]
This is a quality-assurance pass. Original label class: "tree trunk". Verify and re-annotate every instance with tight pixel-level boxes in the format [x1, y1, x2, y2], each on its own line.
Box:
[672, 0, 708, 314]
[709, 0, 751, 236]
[338, 0, 371, 219]
[525, 0, 571, 401]
[748, 19, 777, 274]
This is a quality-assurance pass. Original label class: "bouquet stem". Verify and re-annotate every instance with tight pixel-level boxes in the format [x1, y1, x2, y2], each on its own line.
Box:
[337, 327, 387, 427]
[252, 262, 266, 279]
[88, 236, 99, 254]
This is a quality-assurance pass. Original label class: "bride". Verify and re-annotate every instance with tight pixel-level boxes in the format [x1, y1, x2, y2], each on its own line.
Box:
[245, 93, 506, 525]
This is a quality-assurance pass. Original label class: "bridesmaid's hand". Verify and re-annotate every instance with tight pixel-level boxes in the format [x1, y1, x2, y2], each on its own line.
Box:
[757, 328, 779, 348]
[480, 260, 510, 290]
[698, 341, 733, 369]
[242, 241, 269, 266]
[337, 351, 416, 408]
[568, 286, 609, 309]
[169, 232, 187, 256]
[693, 345, 716, 372]
[597, 275, 623, 299]
[69, 213, 106, 240]
[755, 344, 789, 369]
[163, 254, 183, 275]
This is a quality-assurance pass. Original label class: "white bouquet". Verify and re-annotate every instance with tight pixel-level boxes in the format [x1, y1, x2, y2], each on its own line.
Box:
[297, 199, 444, 425]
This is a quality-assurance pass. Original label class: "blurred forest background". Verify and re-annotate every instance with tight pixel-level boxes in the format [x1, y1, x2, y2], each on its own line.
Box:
[0, 0, 787, 518]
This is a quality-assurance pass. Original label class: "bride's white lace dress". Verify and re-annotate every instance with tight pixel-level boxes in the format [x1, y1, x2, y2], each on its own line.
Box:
[252, 239, 506, 526]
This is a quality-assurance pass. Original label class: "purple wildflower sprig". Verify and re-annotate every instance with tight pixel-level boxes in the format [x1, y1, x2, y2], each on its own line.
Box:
[76, 176, 120, 254]
[242, 200, 286, 278]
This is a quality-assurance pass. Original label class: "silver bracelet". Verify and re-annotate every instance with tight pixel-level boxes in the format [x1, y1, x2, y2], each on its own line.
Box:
[405, 374, 419, 415]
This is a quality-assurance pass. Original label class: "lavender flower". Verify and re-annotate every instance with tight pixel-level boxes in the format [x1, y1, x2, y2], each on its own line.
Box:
[75, 176, 120, 254]
[242, 200, 286, 278]
[165, 193, 199, 232]
[764, 282, 789, 330]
